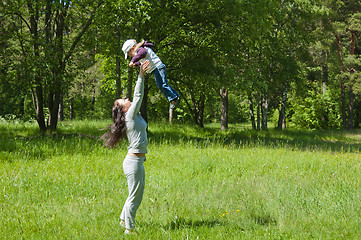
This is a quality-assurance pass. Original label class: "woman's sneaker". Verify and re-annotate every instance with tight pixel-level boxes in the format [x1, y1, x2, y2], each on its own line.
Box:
[120, 221, 126, 229]
[124, 229, 136, 235]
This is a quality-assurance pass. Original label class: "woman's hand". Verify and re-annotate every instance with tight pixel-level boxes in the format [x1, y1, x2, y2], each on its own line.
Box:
[129, 61, 135, 67]
[139, 60, 150, 77]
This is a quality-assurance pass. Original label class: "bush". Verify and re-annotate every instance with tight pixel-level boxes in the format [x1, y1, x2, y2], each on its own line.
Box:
[291, 87, 341, 129]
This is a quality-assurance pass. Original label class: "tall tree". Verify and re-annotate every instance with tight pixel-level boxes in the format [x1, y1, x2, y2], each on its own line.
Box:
[96, 0, 152, 121]
[155, 0, 240, 127]
[323, 0, 361, 129]
[3, 0, 103, 131]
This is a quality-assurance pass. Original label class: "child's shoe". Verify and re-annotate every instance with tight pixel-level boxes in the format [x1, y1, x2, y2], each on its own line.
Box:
[170, 96, 181, 109]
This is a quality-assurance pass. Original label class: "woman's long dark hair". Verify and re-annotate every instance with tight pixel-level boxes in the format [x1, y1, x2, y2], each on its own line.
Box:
[100, 100, 127, 148]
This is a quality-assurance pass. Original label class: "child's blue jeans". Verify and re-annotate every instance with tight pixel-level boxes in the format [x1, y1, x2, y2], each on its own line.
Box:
[152, 65, 179, 102]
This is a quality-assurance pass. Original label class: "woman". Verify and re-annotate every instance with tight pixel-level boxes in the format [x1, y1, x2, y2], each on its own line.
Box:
[101, 60, 150, 234]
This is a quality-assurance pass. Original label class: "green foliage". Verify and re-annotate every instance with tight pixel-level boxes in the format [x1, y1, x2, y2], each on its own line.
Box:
[216, 93, 248, 124]
[66, 60, 114, 120]
[1, 0, 361, 130]
[291, 83, 341, 129]
[350, 12, 361, 31]
[96, 55, 118, 95]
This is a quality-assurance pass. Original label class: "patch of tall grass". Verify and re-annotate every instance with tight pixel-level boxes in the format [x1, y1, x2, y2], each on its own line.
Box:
[1, 120, 360, 239]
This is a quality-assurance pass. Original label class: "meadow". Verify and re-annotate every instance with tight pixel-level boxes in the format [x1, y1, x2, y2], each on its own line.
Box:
[0, 119, 360, 239]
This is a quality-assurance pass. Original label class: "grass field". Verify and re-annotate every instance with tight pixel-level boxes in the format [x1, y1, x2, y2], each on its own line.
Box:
[1, 119, 360, 239]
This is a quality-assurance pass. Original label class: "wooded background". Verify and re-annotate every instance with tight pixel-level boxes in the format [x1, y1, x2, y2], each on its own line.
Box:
[1, 0, 360, 131]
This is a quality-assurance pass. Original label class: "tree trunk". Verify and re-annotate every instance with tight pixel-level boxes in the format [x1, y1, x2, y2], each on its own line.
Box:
[214, 109, 218, 123]
[277, 88, 287, 129]
[27, 0, 46, 132]
[91, 84, 96, 112]
[348, 85, 354, 129]
[261, 94, 268, 130]
[341, 82, 347, 129]
[58, 90, 64, 121]
[248, 95, 256, 130]
[126, 67, 134, 100]
[115, 26, 122, 99]
[19, 96, 25, 117]
[197, 93, 205, 128]
[190, 93, 205, 128]
[321, 63, 328, 123]
[48, 30, 65, 129]
[219, 88, 228, 130]
[48, 1, 70, 130]
[115, 25, 122, 99]
[48, 75, 62, 130]
[33, 83, 46, 132]
[69, 98, 74, 120]
[354, 99, 361, 128]
[347, 29, 356, 129]
[181, 90, 205, 128]
[350, 30, 355, 55]
[335, 33, 343, 66]
[115, 54, 122, 99]
[322, 64, 328, 94]
[257, 95, 261, 130]
[335, 32, 348, 129]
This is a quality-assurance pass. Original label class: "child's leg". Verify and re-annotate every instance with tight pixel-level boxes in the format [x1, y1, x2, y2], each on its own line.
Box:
[152, 66, 179, 102]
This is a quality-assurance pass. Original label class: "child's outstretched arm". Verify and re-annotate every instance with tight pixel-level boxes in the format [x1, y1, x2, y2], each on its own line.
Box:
[143, 41, 154, 48]
[134, 40, 145, 52]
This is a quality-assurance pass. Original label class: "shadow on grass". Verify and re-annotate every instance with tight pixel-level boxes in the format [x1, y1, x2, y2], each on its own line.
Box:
[0, 131, 103, 162]
[250, 212, 277, 226]
[166, 217, 221, 230]
[153, 211, 275, 232]
[1, 121, 361, 162]
[148, 125, 361, 153]
[141, 217, 225, 232]
[144, 216, 270, 232]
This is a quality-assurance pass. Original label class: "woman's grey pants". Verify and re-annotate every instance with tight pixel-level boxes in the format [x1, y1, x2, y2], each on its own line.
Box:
[120, 155, 145, 230]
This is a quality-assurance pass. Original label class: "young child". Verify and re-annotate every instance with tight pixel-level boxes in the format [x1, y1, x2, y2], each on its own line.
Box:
[122, 39, 180, 109]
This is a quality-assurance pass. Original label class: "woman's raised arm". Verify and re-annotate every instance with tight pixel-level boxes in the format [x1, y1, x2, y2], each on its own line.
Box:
[125, 61, 150, 119]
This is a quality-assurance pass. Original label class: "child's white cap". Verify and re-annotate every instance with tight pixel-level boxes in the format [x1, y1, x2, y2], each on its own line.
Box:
[122, 39, 136, 59]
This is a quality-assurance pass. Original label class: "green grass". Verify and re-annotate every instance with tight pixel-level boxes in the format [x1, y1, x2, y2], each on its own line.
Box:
[1, 119, 361, 239]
